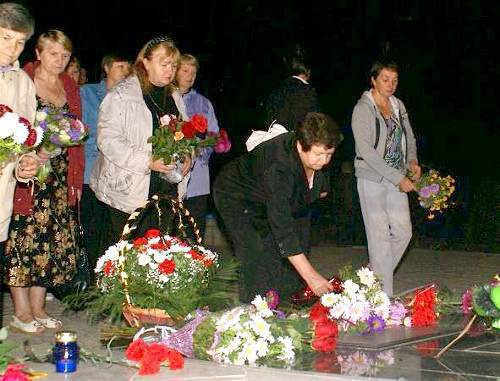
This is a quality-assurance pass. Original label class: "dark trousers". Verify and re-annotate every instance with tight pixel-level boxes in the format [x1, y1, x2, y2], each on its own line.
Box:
[80, 185, 108, 282]
[184, 195, 209, 239]
[214, 191, 308, 303]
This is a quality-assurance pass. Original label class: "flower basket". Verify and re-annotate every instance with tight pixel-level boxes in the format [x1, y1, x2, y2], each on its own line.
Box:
[117, 195, 203, 327]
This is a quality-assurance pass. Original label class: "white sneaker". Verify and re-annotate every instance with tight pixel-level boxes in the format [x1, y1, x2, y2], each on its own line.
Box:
[45, 293, 55, 301]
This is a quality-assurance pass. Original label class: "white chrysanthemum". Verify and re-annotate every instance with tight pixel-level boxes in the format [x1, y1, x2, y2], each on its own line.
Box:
[153, 250, 167, 263]
[11, 121, 28, 144]
[357, 267, 376, 288]
[34, 126, 44, 146]
[343, 279, 360, 298]
[241, 341, 258, 364]
[0, 112, 18, 139]
[321, 292, 340, 308]
[403, 316, 412, 327]
[104, 245, 120, 261]
[137, 253, 151, 266]
[251, 295, 273, 318]
[35, 110, 47, 121]
[346, 300, 369, 323]
[255, 338, 269, 357]
[216, 307, 245, 331]
[329, 296, 350, 319]
[249, 315, 271, 339]
[277, 336, 295, 361]
[158, 274, 169, 283]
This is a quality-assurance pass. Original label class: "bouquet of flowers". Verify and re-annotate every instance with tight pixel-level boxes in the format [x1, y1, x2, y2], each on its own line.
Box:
[414, 169, 455, 220]
[0, 104, 42, 165]
[319, 266, 392, 334]
[35, 106, 88, 182]
[90, 228, 237, 324]
[124, 339, 184, 375]
[155, 291, 339, 366]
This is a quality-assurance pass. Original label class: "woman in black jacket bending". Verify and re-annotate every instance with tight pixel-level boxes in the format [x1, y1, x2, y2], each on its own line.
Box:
[214, 112, 343, 302]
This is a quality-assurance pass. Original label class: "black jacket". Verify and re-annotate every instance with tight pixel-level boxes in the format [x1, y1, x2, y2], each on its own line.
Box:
[214, 133, 328, 257]
[265, 77, 320, 130]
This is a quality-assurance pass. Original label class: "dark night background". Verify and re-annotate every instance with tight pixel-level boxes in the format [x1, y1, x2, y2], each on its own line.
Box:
[17, 0, 499, 251]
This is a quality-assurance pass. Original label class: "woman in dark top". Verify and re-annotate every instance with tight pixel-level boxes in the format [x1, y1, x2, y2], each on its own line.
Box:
[214, 112, 343, 302]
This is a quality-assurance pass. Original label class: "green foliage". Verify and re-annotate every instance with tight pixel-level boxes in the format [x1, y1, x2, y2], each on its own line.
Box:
[192, 317, 217, 360]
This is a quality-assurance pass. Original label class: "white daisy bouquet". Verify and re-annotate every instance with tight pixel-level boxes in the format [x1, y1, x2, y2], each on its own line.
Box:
[163, 295, 296, 365]
[319, 266, 392, 334]
[0, 104, 42, 164]
[90, 228, 237, 323]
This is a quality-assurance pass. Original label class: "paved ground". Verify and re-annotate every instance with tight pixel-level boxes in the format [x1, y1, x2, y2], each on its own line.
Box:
[1, 243, 499, 380]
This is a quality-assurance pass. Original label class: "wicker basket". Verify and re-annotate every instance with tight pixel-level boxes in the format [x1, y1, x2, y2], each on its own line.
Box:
[119, 195, 202, 327]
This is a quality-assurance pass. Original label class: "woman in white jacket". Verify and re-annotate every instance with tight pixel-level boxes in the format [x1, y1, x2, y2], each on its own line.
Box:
[90, 36, 191, 247]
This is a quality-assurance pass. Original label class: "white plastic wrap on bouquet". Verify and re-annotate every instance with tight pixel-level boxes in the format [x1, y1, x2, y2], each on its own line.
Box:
[36, 146, 62, 183]
[159, 159, 184, 184]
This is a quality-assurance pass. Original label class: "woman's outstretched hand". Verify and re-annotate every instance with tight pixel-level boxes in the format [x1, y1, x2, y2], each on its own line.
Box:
[288, 253, 334, 296]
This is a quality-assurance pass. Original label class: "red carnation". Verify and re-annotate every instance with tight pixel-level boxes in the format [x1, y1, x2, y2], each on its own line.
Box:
[314, 321, 339, 339]
[145, 342, 170, 362]
[0, 104, 13, 116]
[24, 127, 37, 146]
[312, 336, 337, 352]
[191, 114, 208, 133]
[310, 302, 330, 324]
[125, 339, 148, 362]
[412, 287, 437, 327]
[181, 121, 196, 139]
[167, 350, 184, 370]
[103, 260, 115, 276]
[150, 241, 170, 250]
[159, 259, 176, 275]
[144, 229, 161, 238]
[202, 258, 214, 268]
[133, 237, 148, 248]
[138, 358, 161, 375]
[189, 249, 204, 261]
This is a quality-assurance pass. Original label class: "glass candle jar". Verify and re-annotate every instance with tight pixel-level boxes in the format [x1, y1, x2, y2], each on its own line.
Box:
[53, 331, 79, 373]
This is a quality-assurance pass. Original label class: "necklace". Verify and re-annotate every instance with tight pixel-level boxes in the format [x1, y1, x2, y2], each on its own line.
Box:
[147, 93, 166, 115]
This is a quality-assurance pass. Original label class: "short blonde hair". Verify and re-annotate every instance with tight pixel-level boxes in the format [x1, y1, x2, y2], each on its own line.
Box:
[179, 54, 199, 71]
[36, 29, 72, 53]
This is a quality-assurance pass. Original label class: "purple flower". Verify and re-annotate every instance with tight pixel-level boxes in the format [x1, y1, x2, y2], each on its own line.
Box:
[273, 309, 287, 319]
[430, 183, 440, 194]
[38, 120, 48, 131]
[266, 289, 280, 310]
[419, 185, 433, 198]
[367, 315, 386, 333]
[50, 135, 61, 146]
[389, 302, 407, 325]
[68, 128, 82, 142]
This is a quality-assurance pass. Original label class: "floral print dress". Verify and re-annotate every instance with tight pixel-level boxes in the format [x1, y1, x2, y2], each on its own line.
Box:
[5, 98, 77, 288]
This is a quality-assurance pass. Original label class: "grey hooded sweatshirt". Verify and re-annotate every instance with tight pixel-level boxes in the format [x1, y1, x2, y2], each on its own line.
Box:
[351, 90, 418, 186]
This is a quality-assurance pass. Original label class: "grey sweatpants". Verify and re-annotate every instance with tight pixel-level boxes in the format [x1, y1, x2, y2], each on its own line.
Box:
[357, 178, 412, 296]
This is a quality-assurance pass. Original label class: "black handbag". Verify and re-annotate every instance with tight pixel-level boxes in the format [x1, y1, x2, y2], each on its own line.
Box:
[49, 201, 91, 301]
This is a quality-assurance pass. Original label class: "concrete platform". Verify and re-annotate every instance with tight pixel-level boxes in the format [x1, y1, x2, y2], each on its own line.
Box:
[2, 245, 499, 380]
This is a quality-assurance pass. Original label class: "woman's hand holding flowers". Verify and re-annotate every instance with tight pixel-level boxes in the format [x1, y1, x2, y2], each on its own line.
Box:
[150, 157, 175, 173]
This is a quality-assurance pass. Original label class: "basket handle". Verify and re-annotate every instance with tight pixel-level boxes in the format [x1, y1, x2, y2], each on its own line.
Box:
[118, 195, 203, 318]
[120, 194, 202, 244]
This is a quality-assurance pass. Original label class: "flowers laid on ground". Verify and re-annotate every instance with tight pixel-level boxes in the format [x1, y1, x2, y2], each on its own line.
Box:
[34, 106, 88, 182]
[0, 104, 42, 164]
[462, 274, 500, 330]
[157, 293, 340, 366]
[148, 114, 216, 166]
[414, 169, 455, 220]
[125, 339, 184, 375]
[318, 266, 392, 334]
[409, 285, 438, 327]
[89, 228, 237, 323]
